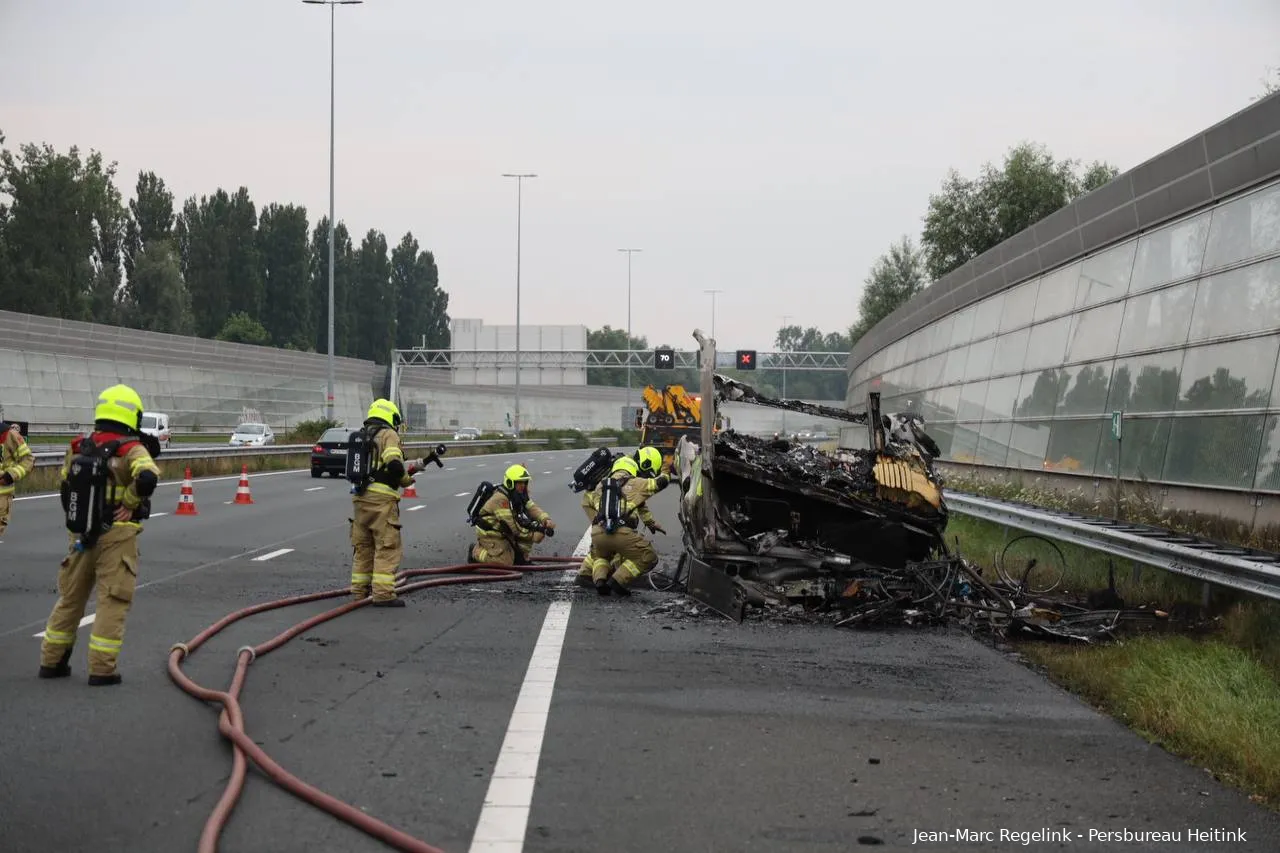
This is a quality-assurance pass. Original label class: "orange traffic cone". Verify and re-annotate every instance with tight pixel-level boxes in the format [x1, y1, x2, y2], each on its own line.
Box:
[176, 468, 199, 515]
[234, 465, 254, 505]
[403, 478, 419, 498]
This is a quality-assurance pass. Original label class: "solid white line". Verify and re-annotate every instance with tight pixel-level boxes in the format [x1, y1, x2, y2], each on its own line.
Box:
[304, 486, 325, 492]
[33, 612, 95, 639]
[407, 505, 426, 512]
[251, 548, 294, 562]
[468, 531, 586, 852]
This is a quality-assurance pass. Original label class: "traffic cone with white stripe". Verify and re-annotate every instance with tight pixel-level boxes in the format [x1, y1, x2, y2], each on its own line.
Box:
[176, 468, 199, 515]
[403, 478, 419, 498]
[234, 465, 254, 505]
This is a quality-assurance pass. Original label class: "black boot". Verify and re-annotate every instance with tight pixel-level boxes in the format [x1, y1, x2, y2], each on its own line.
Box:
[595, 579, 611, 596]
[607, 577, 631, 597]
[574, 574, 594, 589]
[88, 673, 122, 686]
[38, 649, 72, 679]
[373, 598, 406, 608]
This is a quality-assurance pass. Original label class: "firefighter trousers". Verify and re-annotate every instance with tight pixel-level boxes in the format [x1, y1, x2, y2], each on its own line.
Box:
[0, 492, 12, 538]
[350, 494, 402, 601]
[40, 525, 139, 677]
[589, 527, 658, 588]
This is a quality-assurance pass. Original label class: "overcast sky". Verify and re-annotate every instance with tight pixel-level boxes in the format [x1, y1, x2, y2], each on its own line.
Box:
[2, 0, 1277, 353]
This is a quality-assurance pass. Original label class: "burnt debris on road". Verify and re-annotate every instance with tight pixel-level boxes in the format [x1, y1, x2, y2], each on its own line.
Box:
[660, 331, 1170, 643]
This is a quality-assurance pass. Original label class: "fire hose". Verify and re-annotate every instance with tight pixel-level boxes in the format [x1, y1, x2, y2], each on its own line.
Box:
[167, 555, 582, 853]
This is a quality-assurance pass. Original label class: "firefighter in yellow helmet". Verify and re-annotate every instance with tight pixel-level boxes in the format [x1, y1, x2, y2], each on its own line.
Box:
[39, 384, 161, 685]
[470, 464, 556, 565]
[586, 453, 673, 596]
[0, 418, 35, 539]
[349, 398, 434, 607]
[574, 446, 665, 588]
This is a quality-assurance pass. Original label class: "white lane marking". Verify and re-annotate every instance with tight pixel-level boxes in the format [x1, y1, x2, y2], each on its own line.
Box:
[150, 512, 169, 518]
[407, 505, 426, 512]
[455, 492, 470, 497]
[33, 612, 95, 639]
[468, 532, 585, 852]
[252, 548, 294, 562]
[446, 467, 457, 471]
[541, 471, 552, 475]
[476, 464, 487, 468]
[304, 486, 325, 492]
[563, 467, 571, 470]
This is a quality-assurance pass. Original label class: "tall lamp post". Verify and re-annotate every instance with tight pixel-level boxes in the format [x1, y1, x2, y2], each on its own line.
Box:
[502, 172, 536, 437]
[703, 289, 724, 341]
[618, 248, 642, 416]
[781, 313, 792, 434]
[302, 0, 363, 422]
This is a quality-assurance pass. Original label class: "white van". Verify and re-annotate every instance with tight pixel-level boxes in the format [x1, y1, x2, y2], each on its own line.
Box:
[140, 412, 171, 449]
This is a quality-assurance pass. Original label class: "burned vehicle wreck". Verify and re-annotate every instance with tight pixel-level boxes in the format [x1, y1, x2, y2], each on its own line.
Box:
[671, 331, 958, 622]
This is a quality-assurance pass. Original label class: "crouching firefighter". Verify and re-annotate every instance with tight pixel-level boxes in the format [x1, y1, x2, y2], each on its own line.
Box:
[346, 398, 442, 607]
[1, 418, 35, 539]
[586, 453, 673, 596]
[467, 465, 555, 566]
[40, 384, 161, 685]
[573, 446, 667, 589]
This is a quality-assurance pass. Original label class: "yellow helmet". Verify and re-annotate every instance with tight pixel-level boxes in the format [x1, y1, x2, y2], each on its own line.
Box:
[503, 464, 532, 490]
[611, 456, 639, 477]
[94, 384, 144, 431]
[635, 446, 663, 477]
[366, 398, 402, 429]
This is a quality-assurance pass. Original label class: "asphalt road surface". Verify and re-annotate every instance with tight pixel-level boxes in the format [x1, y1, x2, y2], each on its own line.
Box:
[2, 449, 1278, 852]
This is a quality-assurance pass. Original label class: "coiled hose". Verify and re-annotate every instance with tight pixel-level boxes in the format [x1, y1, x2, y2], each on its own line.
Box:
[167, 556, 581, 853]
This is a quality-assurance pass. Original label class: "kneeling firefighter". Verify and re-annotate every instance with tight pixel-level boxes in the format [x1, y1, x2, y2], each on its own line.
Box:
[586, 452, 673, 596]
[574, 446, 666, 588]
[40, 384, 162, 685]
[468, 464, 555, 565]
[347, 398, 443, 607]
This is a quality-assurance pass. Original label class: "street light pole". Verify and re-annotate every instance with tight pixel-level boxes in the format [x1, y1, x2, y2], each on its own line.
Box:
[703, 289, 724, 341]
[618, 248, 642, 416]
[302, 0, 362, 422]
[781, 313, 792, 434]
[502, 173, 536, 437]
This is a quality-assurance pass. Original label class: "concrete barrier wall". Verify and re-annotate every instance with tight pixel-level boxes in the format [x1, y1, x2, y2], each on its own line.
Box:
[0, 309, 849, 434]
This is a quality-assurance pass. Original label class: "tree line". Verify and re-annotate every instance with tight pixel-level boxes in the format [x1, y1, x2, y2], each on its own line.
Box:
[0, 129, 449, 363]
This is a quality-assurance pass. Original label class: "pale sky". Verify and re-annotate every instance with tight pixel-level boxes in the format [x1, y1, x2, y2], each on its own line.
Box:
[2, 0, 1277, 354]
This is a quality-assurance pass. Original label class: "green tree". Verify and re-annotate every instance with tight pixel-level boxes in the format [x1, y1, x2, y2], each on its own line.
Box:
[225, 187, 263, 321]
[850, 236, 925, 344]
[123, 171, 175, 285]
[178, 189, 232, 337]
[308, 217, 356, 357]
[921, 142, 1121, 281]
[121, 239, 191, 333]
[258, 203, 312, 349]
[216, 311, 269, 345]
[352, 229, 392, 362]
[391, 232, 450, 351]
[0, 137, 123, 321]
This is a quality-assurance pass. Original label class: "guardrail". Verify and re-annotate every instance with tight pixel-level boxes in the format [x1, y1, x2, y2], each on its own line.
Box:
[30, 437, 617, 469]
[947, 491, 1280, 602]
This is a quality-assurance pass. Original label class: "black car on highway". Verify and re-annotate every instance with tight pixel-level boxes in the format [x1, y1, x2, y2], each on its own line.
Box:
[311, 427, 351, 478]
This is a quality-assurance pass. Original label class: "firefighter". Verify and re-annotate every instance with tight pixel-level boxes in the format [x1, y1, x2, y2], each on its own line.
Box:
[349, 398, 433, 607]
[588, 454, 673, 596]
[38, 384, 160, 685]
[0, 419, 35, 539]
[573, 446, 664, 588]
[471, 464, 556, 566]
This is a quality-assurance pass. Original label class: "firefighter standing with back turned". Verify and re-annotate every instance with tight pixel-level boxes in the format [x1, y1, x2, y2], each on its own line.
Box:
[1, 418, 35, 540]
[586, 452, 673, 596]
[39, 384, 161, 685]
[349, 398, 437, 607]
[470, 464, 556, 565]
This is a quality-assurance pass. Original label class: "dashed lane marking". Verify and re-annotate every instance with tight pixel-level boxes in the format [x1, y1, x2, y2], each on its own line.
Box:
[407, 505, 426, 512]
[304, 486, 325, 492]
[33, 613, 95, 639]
[455, 492, 470, 497]
[252, 548, 294, 562]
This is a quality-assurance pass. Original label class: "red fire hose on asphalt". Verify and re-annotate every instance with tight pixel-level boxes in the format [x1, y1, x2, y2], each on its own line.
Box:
[167, 556, 582, 853]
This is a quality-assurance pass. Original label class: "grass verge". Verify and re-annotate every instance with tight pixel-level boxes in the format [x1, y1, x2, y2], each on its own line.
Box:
[949, 512, 1280, 809]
